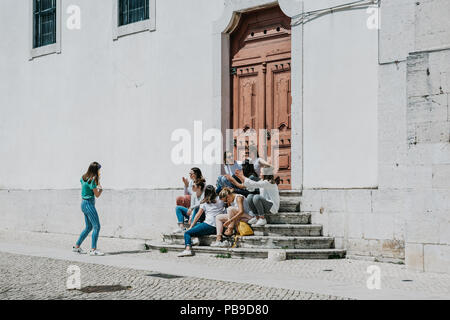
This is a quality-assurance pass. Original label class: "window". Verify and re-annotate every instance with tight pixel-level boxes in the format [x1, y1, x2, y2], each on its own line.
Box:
[30, 0, 61, 60]
[33, 0, 57, 48]
[119, 0, 150, 26]
[113, 0, 156, 40]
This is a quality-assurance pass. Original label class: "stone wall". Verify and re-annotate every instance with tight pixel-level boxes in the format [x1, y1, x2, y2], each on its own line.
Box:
[307, 0, 450, 273]
[405, 49, 450, 273]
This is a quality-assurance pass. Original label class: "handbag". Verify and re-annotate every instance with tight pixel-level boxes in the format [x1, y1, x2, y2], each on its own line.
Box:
[231, 222, 254, 248]
[237, 221, 254, 236]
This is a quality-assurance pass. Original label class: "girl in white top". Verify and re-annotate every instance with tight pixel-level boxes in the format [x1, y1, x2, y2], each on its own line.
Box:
[177, 167, 204, 209]
[181, 167, 204, 195]
[234, 167, 280, 227]
[178, 185, 225, 257]
[173, 180, 205, 234]
[212, 188, 253, 247]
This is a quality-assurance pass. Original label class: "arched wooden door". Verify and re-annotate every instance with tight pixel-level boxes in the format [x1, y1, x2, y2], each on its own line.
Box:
[230, 5, 292, 189]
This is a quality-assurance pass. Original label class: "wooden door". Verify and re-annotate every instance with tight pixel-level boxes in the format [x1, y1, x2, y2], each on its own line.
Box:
[230, 6, 292, 189]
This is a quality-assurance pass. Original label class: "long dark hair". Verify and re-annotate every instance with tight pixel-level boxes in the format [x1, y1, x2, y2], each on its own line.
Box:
[242, 159, 258, 178]
[82, 162, 101, 185]
[194, 179, 206, 192]
[191, 167, 203, 181]
[201, 185, 217, 204]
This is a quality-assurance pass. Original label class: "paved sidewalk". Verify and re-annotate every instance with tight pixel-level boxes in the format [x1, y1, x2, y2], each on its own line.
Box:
[1, 252, 343, 300]
[1, 230, 450, 300]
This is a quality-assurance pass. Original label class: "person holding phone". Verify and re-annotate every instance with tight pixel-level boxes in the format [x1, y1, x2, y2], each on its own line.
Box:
[73, 162, 105, 256]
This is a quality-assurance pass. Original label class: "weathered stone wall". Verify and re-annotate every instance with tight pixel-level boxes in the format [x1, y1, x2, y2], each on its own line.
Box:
[405, 49, 450, 273]
[307, 0, 450, 272]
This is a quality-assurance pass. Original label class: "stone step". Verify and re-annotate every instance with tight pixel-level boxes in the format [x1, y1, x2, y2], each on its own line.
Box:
[162, 233, 334, 249]
[279, 190, 302, 197]
[278, 202, 300, 212]
[175, 224, 322, 237]
[266, 212, 310, 224]
[147, 243, 346, 260]
[252, 224, 322, 237]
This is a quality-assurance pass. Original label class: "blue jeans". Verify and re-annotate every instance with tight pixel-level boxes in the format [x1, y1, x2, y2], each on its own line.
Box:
[175, 206, 202, 225]
[76, 198, 101, 249]
[184, 223, 216, 247]
[216, 175, 234, 193]
[216, 175, 250, 196]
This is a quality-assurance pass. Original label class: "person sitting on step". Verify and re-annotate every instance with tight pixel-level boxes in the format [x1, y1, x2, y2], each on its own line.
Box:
[178, 185, 225, 257]
[234, 167, 280, 227]
[173, 179, 206, 234]
[217, 154, 260, 197]
[247, 145, 272, 178]
[211, 188, 254, 247]
[216, 151, 244, 194]
[176, 167, 204, 209]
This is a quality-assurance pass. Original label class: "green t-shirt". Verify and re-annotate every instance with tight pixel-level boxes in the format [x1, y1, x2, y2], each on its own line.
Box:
[81, 177, 97, 200]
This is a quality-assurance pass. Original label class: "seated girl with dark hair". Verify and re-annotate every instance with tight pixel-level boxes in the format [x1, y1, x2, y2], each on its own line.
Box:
[173, 179, 206, 234]
[176, 167, 204, 208]
[178, 185, 226, 257]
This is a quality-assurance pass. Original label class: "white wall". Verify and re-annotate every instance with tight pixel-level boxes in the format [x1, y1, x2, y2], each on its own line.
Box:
[0, 0, 379, 191]
[0, 0, 225, 190]
[302, 0, 379, 188]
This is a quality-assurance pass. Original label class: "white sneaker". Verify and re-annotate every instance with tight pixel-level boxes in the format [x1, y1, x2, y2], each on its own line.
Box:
[178, 250, 193, 257]
[210, 241, 221, 247]
[192, 237, 200, 246]
[89, 250, 105, 256]
[72, 247, 86, 254]
[248, 217, 258, 225]
[173, 227, 185, 234]
[254, 218, 267, 227]
[222, 240, 231, 247]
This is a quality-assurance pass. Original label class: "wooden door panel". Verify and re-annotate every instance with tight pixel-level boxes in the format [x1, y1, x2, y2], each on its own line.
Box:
[233, 65, 264, 132]
[232, 65, 264, 162]
[267, 60, 292, 190]
[230, 6, 292, 189]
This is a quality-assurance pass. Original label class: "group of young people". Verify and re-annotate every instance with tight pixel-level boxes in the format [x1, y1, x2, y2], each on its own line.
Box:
[71, 147, 280, 258]
[174, 148, 280, 257]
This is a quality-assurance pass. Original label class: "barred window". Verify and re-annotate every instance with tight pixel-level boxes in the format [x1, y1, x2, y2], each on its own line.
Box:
[119, 0, 150, 26]
[33, 0, 57, 49]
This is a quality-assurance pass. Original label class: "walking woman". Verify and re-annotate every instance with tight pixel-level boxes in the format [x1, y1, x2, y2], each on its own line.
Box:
[73, 162, 104, 256]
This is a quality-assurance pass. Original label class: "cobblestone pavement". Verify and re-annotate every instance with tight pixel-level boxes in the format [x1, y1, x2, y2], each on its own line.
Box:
[1, 230, 450, 299]
[0, 252, 348, 300]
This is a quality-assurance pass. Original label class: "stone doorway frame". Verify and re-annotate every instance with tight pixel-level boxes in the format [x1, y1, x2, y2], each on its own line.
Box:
[212, 0, 304, 190]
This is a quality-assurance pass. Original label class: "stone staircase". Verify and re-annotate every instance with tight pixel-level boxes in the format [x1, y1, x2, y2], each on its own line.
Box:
[147, 191, 346, 259]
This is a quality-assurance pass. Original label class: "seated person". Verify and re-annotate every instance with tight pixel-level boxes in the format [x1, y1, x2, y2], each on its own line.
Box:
[178, 186, 225, 257]
[247, 145, 272, 177]
[176, 167, 204, 208]
[174, 179, 206, 233]
[212, 188, 254, 247]
[217, 153, 260, 196]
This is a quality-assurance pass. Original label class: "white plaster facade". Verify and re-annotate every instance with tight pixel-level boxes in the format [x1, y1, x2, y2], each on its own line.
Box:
[0, 0, 449, 273]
